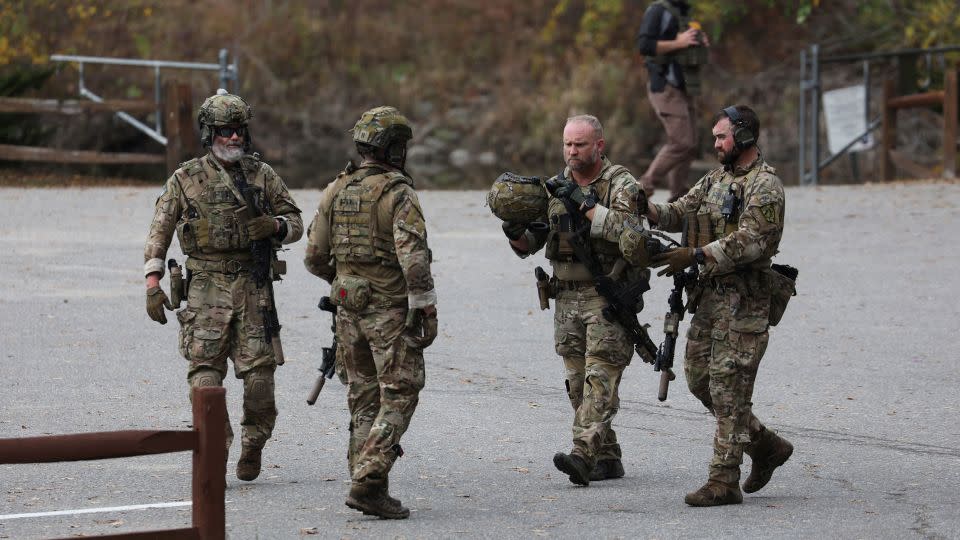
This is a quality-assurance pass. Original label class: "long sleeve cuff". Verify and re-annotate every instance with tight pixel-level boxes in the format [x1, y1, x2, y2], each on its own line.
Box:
[408, 289, 437, 309]
[704, 241, 735, 274]
[589, 204, 610, 238]
[144, 258, 165, 278]
[277, 216, 297, 244]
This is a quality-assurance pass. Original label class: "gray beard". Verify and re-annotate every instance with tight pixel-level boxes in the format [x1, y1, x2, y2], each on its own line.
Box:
[212, 140, 243, 163]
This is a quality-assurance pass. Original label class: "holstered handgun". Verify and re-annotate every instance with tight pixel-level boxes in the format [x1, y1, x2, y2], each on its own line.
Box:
[167, 258, 184, 307]
[534, 266, 551, 310]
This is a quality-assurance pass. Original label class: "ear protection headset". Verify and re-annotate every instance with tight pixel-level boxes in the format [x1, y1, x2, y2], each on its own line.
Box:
[722, 106, 756, 151]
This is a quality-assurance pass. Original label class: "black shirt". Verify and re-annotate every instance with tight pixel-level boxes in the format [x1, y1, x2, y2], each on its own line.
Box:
[635, 0, 689, 93]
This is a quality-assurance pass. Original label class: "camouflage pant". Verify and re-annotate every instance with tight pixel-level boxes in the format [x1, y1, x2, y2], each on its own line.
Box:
[554, 285, 633, 466]
[684, 281, 770, 485]
[177, 269, 278, 451]
[337, 305, 425, 483]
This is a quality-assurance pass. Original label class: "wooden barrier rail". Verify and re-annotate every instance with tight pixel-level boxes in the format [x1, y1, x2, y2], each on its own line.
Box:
[881, 68, 958, 180]
[0, 80, 197, 174]
[0, 386, 226, 540]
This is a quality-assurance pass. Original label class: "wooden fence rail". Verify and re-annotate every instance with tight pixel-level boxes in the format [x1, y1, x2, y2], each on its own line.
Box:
[881, 67, 958, 180]
[0, 80, 196, 174]
[0, 386, 226, 540]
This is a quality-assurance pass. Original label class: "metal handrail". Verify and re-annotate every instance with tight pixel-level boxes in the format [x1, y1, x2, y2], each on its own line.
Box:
[799, 44, 959, 185]
[49, 49, 238, 146]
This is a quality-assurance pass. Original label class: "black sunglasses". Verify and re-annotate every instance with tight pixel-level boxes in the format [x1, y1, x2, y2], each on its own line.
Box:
[213, 125, 246, 138]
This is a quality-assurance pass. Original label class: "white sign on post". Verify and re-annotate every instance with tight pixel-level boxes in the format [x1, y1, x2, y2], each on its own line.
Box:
[822, 85, 875, 155]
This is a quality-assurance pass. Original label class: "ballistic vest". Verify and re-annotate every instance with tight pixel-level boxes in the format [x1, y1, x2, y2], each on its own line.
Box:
[545, 163, 630, 280]
[329, 165, 412, 269]
[174, 153, 267, 260]
[689, 161, 777, 248]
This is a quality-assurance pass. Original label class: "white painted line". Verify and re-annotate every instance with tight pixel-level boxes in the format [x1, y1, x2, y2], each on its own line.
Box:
[0, 501, 192, 521]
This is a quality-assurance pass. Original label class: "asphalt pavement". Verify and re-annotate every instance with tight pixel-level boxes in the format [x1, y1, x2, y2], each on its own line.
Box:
[1, 181, 959, 539]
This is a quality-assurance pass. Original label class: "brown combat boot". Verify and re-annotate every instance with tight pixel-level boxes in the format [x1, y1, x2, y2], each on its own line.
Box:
[553, 452, 591, 486]
[346, 478, 410, 519]
[684, 480, 743, 507]
[236, 446, 262, 481]
[743, 430, 794, 494]
[589, 459, 625, 481]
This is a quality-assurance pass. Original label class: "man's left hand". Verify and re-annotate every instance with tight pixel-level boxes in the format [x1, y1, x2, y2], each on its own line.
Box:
[247, 216, 277, 241]
[651, 247, 695, 277]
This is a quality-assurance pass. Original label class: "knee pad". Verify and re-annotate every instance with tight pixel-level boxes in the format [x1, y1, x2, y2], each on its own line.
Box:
[190, 369, 222, 388]
[244, 367, 275, 404]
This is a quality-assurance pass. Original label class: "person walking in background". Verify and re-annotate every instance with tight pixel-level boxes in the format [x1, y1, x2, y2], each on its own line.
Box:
[636, 0, 710, 202]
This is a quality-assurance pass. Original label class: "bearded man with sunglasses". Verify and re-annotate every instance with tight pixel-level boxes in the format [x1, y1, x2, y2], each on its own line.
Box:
[143, 89, 302, 482]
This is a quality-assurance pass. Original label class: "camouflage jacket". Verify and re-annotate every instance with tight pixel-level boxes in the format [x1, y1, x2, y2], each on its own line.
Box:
[514, 157, 641, 278]
[652, 156, 785, 278]
[303, 161, 436, 309]
[143, 152, 303, 277]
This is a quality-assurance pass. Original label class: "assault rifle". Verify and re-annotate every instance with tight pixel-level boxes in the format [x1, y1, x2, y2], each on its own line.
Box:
[653, 218, 696, 401]
[307, 296, 338, 405]
[545, 172, 658, 363]
[239, 179, 286, 366]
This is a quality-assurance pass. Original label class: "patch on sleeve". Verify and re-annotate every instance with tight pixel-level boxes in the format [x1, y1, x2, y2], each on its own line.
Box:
[759, 203, 779, 224]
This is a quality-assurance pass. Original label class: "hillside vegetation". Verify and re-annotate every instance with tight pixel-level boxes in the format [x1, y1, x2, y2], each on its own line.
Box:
[1, 0, 958, 187]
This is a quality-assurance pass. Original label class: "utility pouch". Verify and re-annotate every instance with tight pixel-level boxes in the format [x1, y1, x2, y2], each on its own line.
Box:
[331, 275, 372, 312]
[168, 259, 184, 307]
[685, 281, 704, 314]
[768, 264, 798, 326]
[272, 258, 287, 278]
[694, 212, 713, 248]
[534, 266, 552, 310]
[176, 220, 200, 254]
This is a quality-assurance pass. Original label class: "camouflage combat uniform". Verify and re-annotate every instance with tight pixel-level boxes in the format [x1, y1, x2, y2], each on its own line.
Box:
[144, 152, 302, 452]
[652, 155, 786, 487]
[513, 157, 645, 470]
[304, 160, 435, 485]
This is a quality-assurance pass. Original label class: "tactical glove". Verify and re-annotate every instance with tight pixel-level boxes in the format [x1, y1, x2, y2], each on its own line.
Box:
[651, 247, 695, 277]
[247, 216, 277, 241]
[559, 185, 597, 213]
[404, 309, 439, 349]
[146, 286, 173, 324]
[636, 189, 649, 215]
[502, 221, 528, 241]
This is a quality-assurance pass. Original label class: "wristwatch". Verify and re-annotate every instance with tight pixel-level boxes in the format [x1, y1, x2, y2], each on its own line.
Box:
[581, 195, 597, 212]
[694, 247, 706, 265]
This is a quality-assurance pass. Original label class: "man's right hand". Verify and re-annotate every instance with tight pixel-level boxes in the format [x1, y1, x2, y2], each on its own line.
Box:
[146, 286, 173, 324]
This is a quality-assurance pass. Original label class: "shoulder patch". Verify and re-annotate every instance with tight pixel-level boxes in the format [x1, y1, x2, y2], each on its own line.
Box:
[759, 203, 780, 225]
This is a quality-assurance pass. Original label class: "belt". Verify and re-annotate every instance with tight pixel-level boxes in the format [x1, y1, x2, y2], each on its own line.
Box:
[555, 279, 594, 291]
[186, 257, 253, 275]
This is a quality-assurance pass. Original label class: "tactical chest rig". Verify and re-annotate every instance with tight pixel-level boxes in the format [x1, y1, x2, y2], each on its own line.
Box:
[648, 0, 708, 95]
[328, 163, 412, 269]
[686, 163, 770, 249]
[545, 165, 628, 281]
[174, 154, 269, 259]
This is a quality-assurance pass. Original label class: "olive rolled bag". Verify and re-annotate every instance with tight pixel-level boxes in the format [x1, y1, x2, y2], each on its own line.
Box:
[767, 263, 798, 326]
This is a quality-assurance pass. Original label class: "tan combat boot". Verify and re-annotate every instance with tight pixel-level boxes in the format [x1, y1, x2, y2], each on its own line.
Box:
[684, 479, 743, 507]
[346, 478, 410, 519]
[236, 446, 262, 481]
[743, 429, 794, 493]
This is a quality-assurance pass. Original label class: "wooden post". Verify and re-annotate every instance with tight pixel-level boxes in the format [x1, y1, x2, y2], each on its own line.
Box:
[944, 68, 958, 179]
[880, 78, 897, 182]
[164, 81, 198, 175]
[191, 386, 226, 540]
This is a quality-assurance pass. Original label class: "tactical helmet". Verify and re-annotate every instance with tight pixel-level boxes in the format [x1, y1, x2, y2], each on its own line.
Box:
[352, 106, 413, 150]
[198, 89, 253, 150]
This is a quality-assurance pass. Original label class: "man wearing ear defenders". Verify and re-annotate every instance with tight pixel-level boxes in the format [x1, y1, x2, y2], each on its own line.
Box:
[636, 0, 710, 202]
[643, 106, 794, 506]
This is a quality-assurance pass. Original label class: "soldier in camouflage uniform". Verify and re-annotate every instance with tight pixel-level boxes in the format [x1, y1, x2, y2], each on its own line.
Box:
[144, 89, 303, 482]
[505, 115, 646, 486]
[645, 105, 794, 506]
[304, 106, 437, 519]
